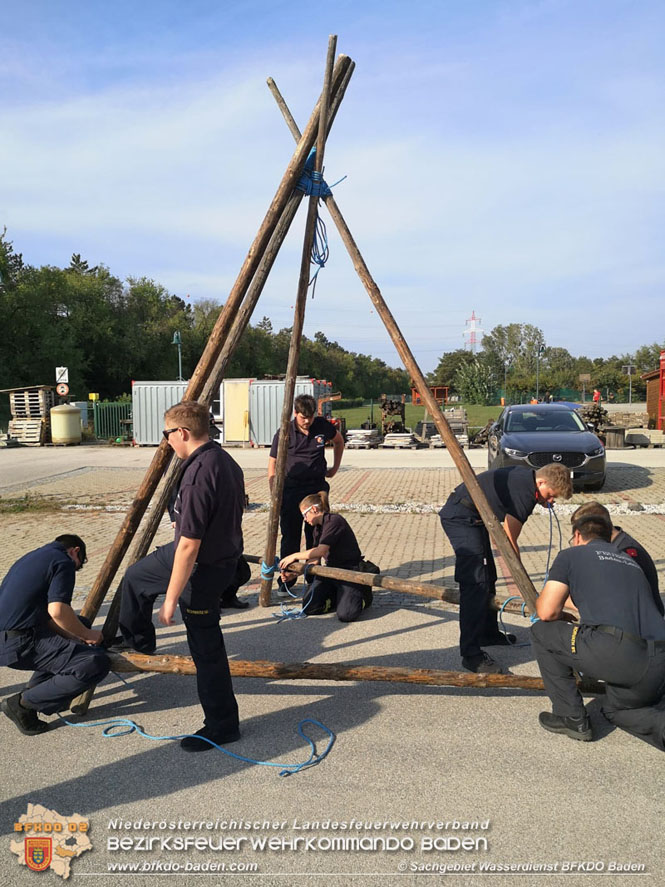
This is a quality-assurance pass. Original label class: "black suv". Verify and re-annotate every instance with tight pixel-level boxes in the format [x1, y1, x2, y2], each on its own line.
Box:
[487, 404, 606, 491]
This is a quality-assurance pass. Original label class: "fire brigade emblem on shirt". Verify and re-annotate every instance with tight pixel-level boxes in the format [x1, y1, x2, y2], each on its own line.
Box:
[25, 838, 52, 872]
[315, 435, 325, 446]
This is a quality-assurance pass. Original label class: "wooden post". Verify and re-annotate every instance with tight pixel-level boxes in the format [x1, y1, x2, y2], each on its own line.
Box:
[105, 651, 606, 695]
[77, 51, 354, 628]
[259, 36, 338, 607]
[266, 82, 539, 612]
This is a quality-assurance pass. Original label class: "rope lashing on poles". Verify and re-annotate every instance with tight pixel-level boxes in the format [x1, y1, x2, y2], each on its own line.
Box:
[294, 147, 340, 298]
[261, 557, 280, 580]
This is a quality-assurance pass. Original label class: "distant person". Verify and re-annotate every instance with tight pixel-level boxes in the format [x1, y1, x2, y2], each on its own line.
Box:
[439, 464, 573, 674]
[593, 389, 601, 403]
[0, 535, 109, 736]
[571, 502, 662, 615]
[268, 394, 345, 597]
[118, 401, 245, 752]
[279, 491, 373, 622]
[532, 511, 665, 749]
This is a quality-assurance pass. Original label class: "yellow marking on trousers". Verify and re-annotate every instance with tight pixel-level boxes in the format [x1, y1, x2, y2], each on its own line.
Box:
[571, 625, 579, 654]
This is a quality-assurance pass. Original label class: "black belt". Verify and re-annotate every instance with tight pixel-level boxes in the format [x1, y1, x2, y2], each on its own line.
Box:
[595, 624, 665, 648]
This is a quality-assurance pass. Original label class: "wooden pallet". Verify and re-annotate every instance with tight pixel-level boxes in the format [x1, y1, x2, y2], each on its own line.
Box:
[8, 418, 49, 446]
[9, 388, 55, 418]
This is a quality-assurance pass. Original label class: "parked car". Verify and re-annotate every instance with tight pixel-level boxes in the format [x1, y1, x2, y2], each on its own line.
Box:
[487, 404, 606, 491]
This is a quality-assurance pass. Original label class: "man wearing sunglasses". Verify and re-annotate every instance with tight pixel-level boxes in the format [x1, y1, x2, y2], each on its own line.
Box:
[0, 534, 110, 736]
[118, 401, 245, 752]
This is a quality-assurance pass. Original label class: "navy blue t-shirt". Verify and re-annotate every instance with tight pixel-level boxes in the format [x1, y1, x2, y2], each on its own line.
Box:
[313, 512, 362, 569]
[612, 527, 662, 615]
[173, 442, 245, 567]
[270, 417, 337, 487]
[0, 542, 76, 631]
[548, 540, 665, 640]
[442, 467, 538, 524]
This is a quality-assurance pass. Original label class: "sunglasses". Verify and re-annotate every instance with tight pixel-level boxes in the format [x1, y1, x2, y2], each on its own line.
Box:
[162, 427, 188, 441]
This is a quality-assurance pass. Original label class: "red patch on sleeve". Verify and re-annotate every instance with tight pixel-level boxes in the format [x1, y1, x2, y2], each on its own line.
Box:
[625, 548, 638, 558]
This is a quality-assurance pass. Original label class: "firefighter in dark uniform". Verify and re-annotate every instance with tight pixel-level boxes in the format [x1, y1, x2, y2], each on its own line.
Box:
[279, 491, 373, 622]
[532, 512, 665, 749]
[439, 463, 573, 674]
[118, 401, 245, 752]
[571, 501, 662, 615]
[268, 394, 344, 596]
[0, 535, 109, 736]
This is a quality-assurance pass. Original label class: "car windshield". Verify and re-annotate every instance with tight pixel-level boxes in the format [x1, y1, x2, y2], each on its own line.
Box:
[505, 410, 585, 433]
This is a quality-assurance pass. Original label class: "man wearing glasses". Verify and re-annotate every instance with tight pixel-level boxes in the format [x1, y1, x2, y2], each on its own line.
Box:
[118, 401, 245, 752]
[0, 534, 109, 736]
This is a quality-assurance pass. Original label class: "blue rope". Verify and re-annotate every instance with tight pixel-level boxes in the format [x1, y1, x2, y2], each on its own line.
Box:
[308, 214, 329, 298]
[57, 714, 335, 777]
[295, 148, 332, 198]
[261, 557, 280, 580]
[274, 565, 316, 622]
[497, 596, 531, 646]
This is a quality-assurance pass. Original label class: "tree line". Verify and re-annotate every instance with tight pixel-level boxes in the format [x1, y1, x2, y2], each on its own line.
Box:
[427, 323, 663, 405]
[0, 233, 410, 401]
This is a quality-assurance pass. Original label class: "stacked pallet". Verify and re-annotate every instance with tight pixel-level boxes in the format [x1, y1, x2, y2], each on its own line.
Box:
[5, 386, 54, 446]
[346, 428, 381, 449]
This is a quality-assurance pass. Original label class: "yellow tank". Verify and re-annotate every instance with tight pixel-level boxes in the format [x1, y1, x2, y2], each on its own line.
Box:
[50, 403, 82, 445]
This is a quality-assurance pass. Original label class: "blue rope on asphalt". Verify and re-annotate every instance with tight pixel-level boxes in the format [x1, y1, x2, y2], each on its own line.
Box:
[274, 566, 316, 622]
[57, 714, 335, 777]
[261, 557, 280, 580]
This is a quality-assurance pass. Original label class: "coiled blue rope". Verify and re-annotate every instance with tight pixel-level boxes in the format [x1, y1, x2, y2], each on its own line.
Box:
[275, 565, 314, 621]
[57, 714, 334, 777]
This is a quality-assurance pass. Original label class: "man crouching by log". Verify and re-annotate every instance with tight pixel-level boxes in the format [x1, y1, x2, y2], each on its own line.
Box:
[532, 511, 665, 748]
[117, 401, 246, 752]
[0, 535, 109, 736]
[439, 464, 572, 674]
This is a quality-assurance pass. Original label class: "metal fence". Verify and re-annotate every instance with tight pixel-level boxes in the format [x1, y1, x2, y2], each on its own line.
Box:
[93, 402, 132, 440]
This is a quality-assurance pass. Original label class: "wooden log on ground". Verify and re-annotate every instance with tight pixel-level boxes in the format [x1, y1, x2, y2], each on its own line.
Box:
[259, 36, 338, 607]
[106, 652, 605, 694]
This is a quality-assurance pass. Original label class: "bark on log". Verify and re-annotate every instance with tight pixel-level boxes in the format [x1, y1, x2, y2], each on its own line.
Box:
[106, 652, 605, 694]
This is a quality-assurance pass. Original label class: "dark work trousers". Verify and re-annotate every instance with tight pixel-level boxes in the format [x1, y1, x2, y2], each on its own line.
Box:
[118, 542, 239, 734]
[439, 508, 501, 658]
[0, 621, 110, 715]
[531, 620, 665, 750]
[302, 576, 373, 622]
[280, 480, 330, 561]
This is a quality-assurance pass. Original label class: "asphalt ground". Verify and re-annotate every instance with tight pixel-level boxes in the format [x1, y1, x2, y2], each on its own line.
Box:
[1, 443, 664, 886]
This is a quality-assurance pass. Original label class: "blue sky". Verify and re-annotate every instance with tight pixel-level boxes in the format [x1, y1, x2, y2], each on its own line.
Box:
[2, 0, 663, 373]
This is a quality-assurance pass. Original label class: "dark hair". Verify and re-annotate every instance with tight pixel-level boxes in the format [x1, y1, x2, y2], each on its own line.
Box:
[571, 501, 612, 526]
[294, 394, 316, 417]
[55, 534, 87, 561]
[571, 513, 612, 543]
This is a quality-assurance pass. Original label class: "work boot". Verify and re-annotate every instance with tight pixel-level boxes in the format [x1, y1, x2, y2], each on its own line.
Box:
[1, 693, 50, 736]
[221, 594, 250, 610]
[538, 711, 592, 742]
[479, 632, 517, 646]
[180, 725, 241, 753]
[461, 652, 505, 674]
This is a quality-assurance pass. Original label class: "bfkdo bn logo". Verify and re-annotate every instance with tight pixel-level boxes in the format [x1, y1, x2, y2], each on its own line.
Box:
[11, 803, 92, 879]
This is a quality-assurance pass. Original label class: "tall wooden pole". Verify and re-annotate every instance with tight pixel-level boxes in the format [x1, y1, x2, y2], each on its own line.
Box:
[259, 36, 338, 606]
[76, 52, 353, 629]
[266, 84, 539, 613]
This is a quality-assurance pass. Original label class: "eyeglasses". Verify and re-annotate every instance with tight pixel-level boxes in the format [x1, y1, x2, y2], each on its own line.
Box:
[301, 505, 316, 517]
[162, 427, 188, 441]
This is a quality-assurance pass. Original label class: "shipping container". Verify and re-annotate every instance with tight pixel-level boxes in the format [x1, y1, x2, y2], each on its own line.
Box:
[249, 377, 334, 446]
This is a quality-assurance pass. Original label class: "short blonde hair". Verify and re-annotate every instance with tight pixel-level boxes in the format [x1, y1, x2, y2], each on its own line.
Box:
[535, 463, 573, 500]
[299, 490, 330, 513]
[164, 401, 209, 438]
